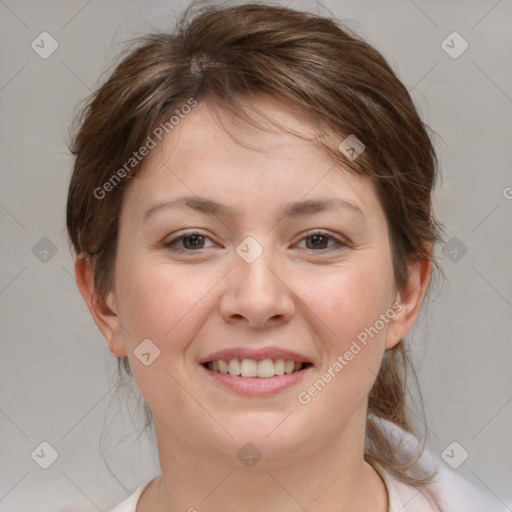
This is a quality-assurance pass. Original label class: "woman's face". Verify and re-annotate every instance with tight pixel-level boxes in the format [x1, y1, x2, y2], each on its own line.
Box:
[97, 96, 414, 464]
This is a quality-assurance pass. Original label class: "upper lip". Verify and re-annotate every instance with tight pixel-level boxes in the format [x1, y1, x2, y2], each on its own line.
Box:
[199, 347, 313, 365]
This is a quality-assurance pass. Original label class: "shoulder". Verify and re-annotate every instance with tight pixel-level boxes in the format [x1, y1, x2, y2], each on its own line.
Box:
[387, 466, 500, 512]
[429, 464, 503, 511]
[107, 481, 152, 512]
[374, 417, 502, 512]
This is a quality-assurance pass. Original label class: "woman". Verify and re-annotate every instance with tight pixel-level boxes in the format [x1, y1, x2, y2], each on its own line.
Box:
[66, 2, 498, 511]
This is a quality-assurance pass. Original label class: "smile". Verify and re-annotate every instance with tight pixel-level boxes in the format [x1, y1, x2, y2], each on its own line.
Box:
[203, 358, 311, 378]
[201, 359, 313, 396]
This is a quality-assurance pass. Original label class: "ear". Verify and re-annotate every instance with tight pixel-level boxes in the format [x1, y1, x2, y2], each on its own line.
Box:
[74, 254, 127, 357]
[385, 255, 432, 350]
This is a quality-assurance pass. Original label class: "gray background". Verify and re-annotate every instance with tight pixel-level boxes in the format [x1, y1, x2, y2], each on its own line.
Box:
[1, 0, 511, 510]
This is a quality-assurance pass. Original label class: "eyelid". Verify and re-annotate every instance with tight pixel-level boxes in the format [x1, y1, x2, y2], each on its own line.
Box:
[293, 229, 348, 251]
[163, 230, 217, 251]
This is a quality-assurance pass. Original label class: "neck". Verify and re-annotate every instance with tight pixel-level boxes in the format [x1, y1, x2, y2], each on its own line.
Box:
[138, 406, 388, 512]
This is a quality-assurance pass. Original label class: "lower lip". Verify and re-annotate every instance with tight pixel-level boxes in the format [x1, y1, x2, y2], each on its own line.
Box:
[201, 365, 311, 396]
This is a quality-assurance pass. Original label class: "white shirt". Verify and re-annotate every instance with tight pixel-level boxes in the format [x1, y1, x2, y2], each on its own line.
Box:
[109, 419, 501, 512]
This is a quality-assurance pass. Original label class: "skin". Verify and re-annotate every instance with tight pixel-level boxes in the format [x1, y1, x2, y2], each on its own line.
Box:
[76, 95, 431, 512]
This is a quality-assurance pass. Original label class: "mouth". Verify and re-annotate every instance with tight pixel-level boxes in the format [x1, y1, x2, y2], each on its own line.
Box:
[199, 347, 314, 395]
[200, 351, 314, 396]
[202, 358, 313, 378]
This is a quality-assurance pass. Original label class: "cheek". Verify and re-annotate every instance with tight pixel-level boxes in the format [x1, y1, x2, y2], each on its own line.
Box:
[112, 255, 215, 409]
[114, 252, 222, 359]
[300, 255, 396, 353]
[294, 254, 396, 413]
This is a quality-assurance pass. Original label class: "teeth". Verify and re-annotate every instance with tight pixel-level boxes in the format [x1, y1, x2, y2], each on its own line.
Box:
[206, 358, 305, 378]
[285, 360, 295, 374]
[228, 358, 241, 376]
[218, 359, 229, 374]
[257, 359, 274, 378]
[240, 359, 257, 377]
[274, 358, 285, 375]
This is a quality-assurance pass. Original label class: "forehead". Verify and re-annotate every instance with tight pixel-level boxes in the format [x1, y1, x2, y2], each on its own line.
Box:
[122, 96, 382, 224]
[144, 96, 327, 167]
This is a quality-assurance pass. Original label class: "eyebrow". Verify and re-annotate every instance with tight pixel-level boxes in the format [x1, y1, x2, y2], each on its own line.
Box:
[142, 195, 365, 222]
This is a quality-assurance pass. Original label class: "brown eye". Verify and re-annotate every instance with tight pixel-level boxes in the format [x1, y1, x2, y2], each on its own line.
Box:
[164, 232, 214, 251]
[296, 231, 346, 252]
[305, 234, 330, 250]
[182, 234, 205, 249]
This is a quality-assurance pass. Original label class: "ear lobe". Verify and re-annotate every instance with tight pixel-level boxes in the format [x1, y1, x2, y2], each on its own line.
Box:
[74, 255, 127, 357]
[385, 257, 432, 350]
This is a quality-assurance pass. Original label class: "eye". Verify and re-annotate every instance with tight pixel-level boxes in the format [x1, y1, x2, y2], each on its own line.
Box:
[295, 231, 347, 251]
[163, 231, 216, 251]
[162, 230, 347, 253]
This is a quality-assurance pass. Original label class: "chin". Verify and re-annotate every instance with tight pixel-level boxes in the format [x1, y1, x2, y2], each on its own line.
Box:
[209, 414, 309, 461]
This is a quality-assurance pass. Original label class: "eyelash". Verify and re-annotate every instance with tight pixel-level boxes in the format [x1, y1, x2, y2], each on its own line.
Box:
[163, 230, 348, 253]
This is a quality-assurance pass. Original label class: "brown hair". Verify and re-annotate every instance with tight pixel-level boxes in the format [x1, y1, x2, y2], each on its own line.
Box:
[66, 0, 444, 494]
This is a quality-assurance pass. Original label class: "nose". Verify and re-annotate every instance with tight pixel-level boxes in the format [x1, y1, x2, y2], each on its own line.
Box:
[219, 246, 295, 329]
